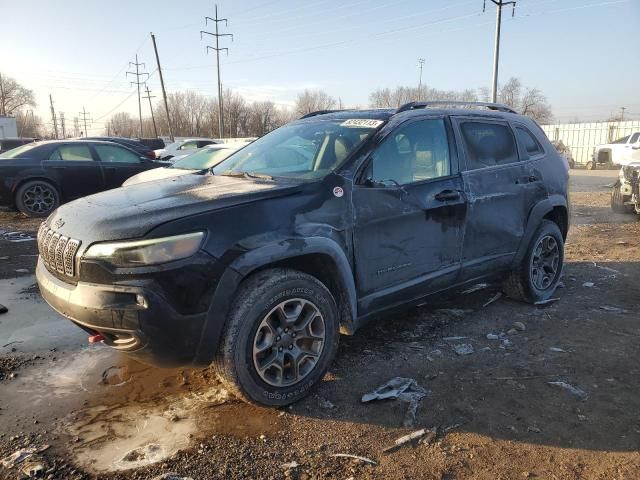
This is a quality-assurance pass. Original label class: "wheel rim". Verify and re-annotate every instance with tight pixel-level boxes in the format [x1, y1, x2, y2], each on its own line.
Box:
[23, 184, 55, 214]
[530, 235, 560, 290]
[252, 298, 326, 387]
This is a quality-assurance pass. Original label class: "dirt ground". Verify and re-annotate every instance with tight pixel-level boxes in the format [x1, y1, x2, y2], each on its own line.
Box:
[0, 169, 638, 480]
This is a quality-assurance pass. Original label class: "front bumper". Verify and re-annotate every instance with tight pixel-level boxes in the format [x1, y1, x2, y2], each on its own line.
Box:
[36, 258, 207, 367]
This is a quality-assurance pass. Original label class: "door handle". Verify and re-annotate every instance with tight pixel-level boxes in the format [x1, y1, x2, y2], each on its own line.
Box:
[434, 189, 460, 201]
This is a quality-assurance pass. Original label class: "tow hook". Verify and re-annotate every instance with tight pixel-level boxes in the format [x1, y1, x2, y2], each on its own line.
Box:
[88, 334, 105, 344]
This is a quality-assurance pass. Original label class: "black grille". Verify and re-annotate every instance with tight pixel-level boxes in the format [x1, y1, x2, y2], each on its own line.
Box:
[37, 223, 81, 277]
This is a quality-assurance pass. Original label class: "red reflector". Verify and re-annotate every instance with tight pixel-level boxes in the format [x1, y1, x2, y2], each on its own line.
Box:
[88, 334, 105, 344]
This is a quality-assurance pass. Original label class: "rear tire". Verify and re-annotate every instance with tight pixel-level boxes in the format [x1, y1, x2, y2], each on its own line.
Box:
[611, 181, 634, 214]
[503, 220, 564, 303]
[214, 268, 340, 406]
[15, 180, 60, 218]
[586, 161, 595, 170]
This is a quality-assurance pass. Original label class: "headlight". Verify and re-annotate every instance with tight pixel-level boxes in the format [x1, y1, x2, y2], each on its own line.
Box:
[83, 232, 204, 267]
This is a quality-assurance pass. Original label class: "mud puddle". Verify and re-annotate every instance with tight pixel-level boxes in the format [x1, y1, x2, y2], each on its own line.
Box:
[1, 344, 282, 473]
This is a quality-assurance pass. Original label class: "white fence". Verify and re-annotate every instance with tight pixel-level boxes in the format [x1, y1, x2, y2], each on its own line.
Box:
[541, 120, 640, 165]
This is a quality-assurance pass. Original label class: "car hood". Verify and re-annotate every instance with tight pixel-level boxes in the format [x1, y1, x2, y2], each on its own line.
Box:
[122, 167, 194, 186]
[46, 174, 303, 243]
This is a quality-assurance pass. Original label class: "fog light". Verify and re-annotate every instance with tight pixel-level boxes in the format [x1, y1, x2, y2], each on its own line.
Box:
[136, 294, 148, 308]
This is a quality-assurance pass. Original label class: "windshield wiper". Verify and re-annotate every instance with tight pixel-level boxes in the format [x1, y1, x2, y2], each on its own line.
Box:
[218, 171, 274, 180]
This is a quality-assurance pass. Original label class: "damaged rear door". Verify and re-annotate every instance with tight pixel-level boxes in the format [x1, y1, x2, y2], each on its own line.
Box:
[453, 117, 530, 280]
[353, 116, 466, 314]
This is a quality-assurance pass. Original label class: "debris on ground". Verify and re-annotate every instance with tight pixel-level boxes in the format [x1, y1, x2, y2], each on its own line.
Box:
[548, 381, 588, 401]
[435, 308, 471, 318]
[331, 453, 377, 465]
[513, 322, 526, 331]
[582, 282, 595, 288]
[534, 298, 560, 306]
[280, 461, 300, 469]
[0, 230, 36, 242]
[1, 445, 49, 469]
[486, 333, 500, 340]
[383, 428, 429, 453]
[317, 396, 336, 409]
[549, 347, 567, 353]
[362, 377, 428, 427]
[593, 263, 620, 277]
[0, 304, 7, 315]
[14, 268, 29, 273]
[482, 292, 502, 308]
[599, 305, 627, 313]
[461, 283, 488, 294]
[452, 343, 474, 356]
[150, 474, 195, 480]
[443, 336, 467, 341]
[21, 458, 44, 477]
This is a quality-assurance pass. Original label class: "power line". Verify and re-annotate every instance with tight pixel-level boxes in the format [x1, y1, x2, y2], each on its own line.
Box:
[201, 4, 233, 139]
[126, 54, 149, 138]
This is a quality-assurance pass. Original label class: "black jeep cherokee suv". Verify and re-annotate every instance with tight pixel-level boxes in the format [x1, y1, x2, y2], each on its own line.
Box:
[36, 101, 569, 406]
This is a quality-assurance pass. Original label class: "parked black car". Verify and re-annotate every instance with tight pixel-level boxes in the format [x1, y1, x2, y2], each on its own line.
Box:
[84, 136, 157, 159]
[0, 137, 38, 154]
[136, 137, 166, 151]
[0, 140, 167, 217]
[36, 102, 569, 407]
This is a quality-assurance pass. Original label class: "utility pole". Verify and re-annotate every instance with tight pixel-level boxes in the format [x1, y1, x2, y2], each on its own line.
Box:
[59, 112, 66, 138]
[201, 4, 233, 139]
[151, 33, 174, 143]
[79, 107, 91, 137]
[127, 54, 148, 138]
[73, 117, 80, 137]
[49, 94, 59, 139]
[620, 107, 626, 122]
[484, 0, 516, 103]
[0, 72, 6, 116]
[417, 58, 426, 96]
[143, 85, 159, 138]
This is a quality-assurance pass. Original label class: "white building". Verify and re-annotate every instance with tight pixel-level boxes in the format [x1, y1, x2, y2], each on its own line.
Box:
[0, 116, 18, 139]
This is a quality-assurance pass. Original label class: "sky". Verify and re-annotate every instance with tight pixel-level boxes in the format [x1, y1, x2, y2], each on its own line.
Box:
[1, 0, 639, 134]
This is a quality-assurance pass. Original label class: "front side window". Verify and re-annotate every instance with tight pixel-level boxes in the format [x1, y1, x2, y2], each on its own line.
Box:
[460, 122, 518, 170]
[213, 118, 380, 179]
[49, 145, 93, 161]
[516, 126, 544, 156]
[95, 145, 140, 163]
[366, 118, 450, 185]
[612, 135, 630, 144]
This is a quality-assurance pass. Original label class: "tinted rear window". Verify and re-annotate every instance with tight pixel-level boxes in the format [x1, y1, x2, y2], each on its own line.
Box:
[516, 126, 544, 156]
[460, 122, 518, 170]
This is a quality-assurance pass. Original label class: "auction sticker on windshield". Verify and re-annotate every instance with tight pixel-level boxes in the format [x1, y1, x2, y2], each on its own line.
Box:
[340, 119, 384, 128]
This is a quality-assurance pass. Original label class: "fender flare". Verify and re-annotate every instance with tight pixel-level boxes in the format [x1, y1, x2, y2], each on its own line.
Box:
[192, 236, 357, 366]
[513, 194, 568, 266]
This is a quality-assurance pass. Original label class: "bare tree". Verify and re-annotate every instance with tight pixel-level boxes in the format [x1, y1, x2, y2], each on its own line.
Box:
[15, 110, 43, 138]
[0, 72, 36, 116]
[369, 85, 478, 108]
[107, 112, 136, 137]
[498, 77, 552, 123]
[294, 89, 336, 116]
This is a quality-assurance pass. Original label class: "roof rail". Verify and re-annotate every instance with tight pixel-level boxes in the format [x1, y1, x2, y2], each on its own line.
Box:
[395, 101, 518, 114]
[299, 109, 343, 119]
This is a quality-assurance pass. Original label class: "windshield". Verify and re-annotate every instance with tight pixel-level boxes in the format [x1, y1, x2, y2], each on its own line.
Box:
[0, 143, 40, 159]
[212, 118, 382, 179]
[171, 147, 236, 170]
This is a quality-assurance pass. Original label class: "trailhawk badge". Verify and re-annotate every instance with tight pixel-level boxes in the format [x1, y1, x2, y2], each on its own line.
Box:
[333, 186, 344, 198]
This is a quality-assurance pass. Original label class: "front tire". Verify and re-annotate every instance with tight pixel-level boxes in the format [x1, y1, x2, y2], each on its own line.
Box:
[586, 160, 595, 170]
[611, 182, 634, 214]
[15, 180, 60, 217]
[503, 220, 564, 303]
[214, 268, 340, 406]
